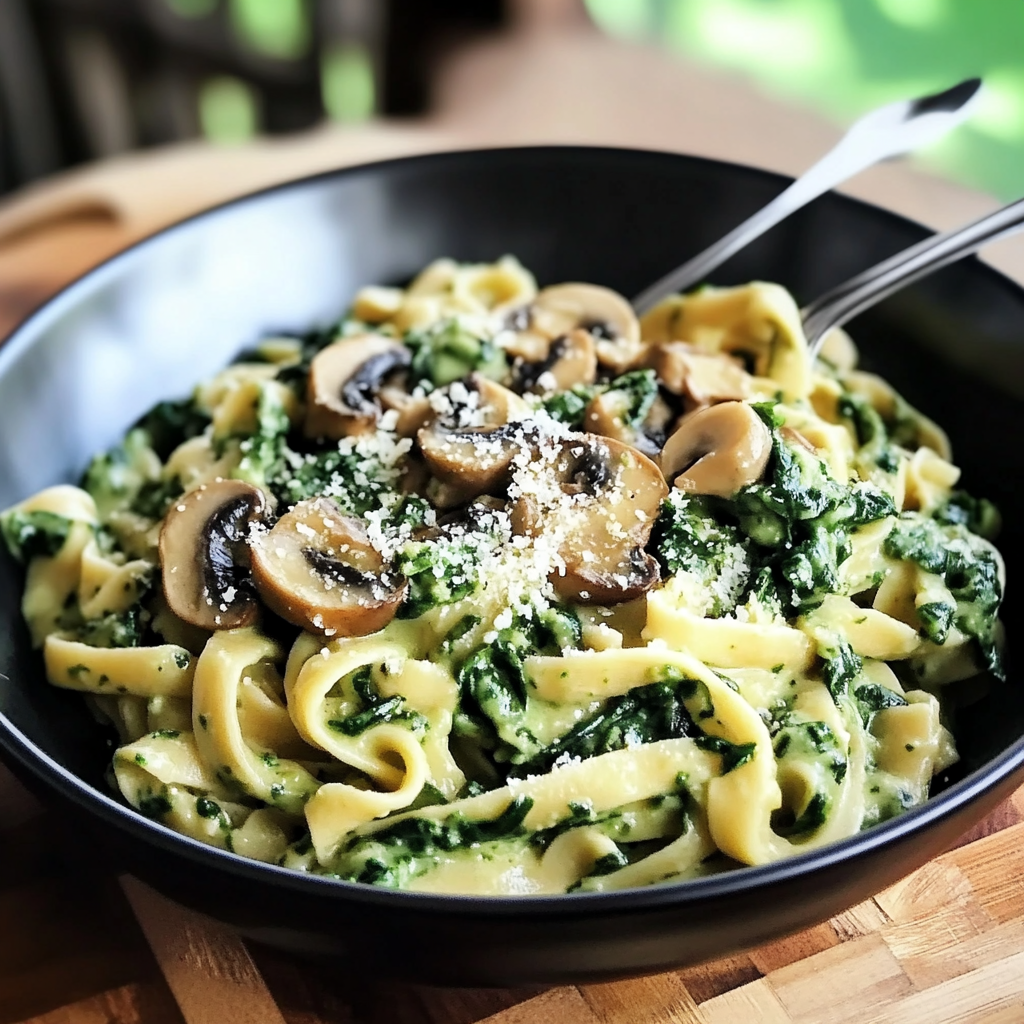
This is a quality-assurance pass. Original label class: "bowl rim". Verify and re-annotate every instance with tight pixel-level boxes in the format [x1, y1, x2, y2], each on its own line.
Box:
[1, 143, 1022, 917]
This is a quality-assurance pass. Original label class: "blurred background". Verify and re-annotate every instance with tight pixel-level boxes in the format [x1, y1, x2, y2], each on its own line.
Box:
[0, 0, 1016, 199]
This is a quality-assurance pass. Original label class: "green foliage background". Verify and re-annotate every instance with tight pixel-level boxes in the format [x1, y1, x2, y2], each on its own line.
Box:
[586, 0, 1023, 199]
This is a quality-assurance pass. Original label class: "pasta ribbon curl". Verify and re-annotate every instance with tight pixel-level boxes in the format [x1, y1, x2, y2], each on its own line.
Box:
[192, 628, 320, 815]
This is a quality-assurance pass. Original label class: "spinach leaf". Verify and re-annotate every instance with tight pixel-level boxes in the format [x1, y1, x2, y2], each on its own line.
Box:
[510, 678, 699, 780]
[693, 735, 758, 773]
[404, 319, 508, 388]
[135, 399, 210, 461]
[818, 637, 863, 699]
[933, 491, 1001, 541]
[604, 369, 659, 428]
[649, 493, 751, 617]
[542, 384, 602, 428]
[884, 513, 1004, 678]
[0, 510, 72, 562]
[853, 682, 907, 727]
[326, 665, 425, 736]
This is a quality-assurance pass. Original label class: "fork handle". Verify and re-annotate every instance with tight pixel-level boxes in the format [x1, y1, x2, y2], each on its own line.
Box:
[804, 197, 1024, 356]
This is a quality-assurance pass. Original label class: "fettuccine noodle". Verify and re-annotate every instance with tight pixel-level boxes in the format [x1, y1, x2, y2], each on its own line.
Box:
[1, 258, 1002, 894]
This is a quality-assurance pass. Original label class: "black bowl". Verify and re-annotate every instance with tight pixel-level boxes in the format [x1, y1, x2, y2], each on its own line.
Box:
[2, 147, 1023, 986]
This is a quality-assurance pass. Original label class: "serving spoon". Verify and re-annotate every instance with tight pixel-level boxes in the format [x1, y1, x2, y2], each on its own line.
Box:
[803, 193, 1024, 357]
[632, 77, 982, 315]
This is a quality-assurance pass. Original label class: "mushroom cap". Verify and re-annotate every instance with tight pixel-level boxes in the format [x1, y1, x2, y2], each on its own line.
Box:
[305, 334, 411, 440]
[418, 376, 532, 493]
[249, 498, 407, 637]
[556, 548, 662, 605]
[660, 401, 772, 497]
[513, 434, 668, 605]
[531, 284, 640, 345]
[531, 284, 644, 375]
[379, 384, 432, 437]
[159, 478, 267, 630]
[513, 329, 598, 395]
[648, 343, 751, 406]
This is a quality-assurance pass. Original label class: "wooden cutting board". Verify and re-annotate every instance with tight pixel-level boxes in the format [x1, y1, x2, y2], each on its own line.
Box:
[3, 129, 1024, 1024]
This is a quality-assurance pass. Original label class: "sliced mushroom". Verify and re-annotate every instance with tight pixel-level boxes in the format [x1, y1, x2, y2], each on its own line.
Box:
[512, 328, 598, 394]
[582, 382, 675, 459]
[159, 479, 267, 630]
[305, 334, 411, 440]
[513, 435, 668, 604]
[379, 384, 432, 437]
[660, 401, 772, 497]
[648, 342, 751, 408]
[527, 284, 643, 374]
[249, 498, 407, 637]
[417, 375, 532, 498]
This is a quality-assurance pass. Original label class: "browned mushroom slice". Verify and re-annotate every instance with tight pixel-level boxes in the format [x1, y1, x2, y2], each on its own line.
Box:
[417, 376, 532, 496]
[513, 436, 668, 604]
[513, 329, 598, 394]
[648, 342, 751, 406]
[556, 547, 661, 605]
[249, 498, 406, 636]
[305, 334, 411, 440]
[379, 384, 432, 437]
[159, 479, 267, 630]
[660, 402, 772, 497]
[529, 284, 643, 374]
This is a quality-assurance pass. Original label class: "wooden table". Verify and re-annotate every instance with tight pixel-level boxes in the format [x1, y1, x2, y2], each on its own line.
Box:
[4, 40, 1024, 1020]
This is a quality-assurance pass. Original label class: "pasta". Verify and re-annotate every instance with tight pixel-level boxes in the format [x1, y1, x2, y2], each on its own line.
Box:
[1, 257, 1005, 895]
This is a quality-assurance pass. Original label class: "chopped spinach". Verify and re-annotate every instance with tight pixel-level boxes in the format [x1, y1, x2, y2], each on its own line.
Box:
[588, 849, 630, 875]
[649, 493, 751, 617]
[333, 795, 535, 885]
[196, 797, 222, 819]
[773, 720, 847, 783]
[838, 392, 899, 472]
[853, 683, 907, 727]
[740, 405, 847, 523]
[77, 606, 147, 649]
[0, 509, 73, 562]
[774, 791, 829, 837]
[138, 791, 173, 818]
[267, 443, 396, 515]
[394, 535, 483, 619]
[933, 490, 1001, 541]
[510, 678, 699, 779]
[130, 476, 184, 520]
[135, 398, 210, 461]
[81, 428, 161, 518]
[404, 318, 508, 388]
[541, 383, 602, 428]
[459, 625, 538, 755]
[916, 601, 956, 645]
[326, 665, 426, 736]
[818, 637, 863, 699]
[232, 387, 291, 493]
[603, 369, 659, 428]
[884, 513, 1004, 678]
[693, 735, 758, 773]
[718, 410, 897, 614]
